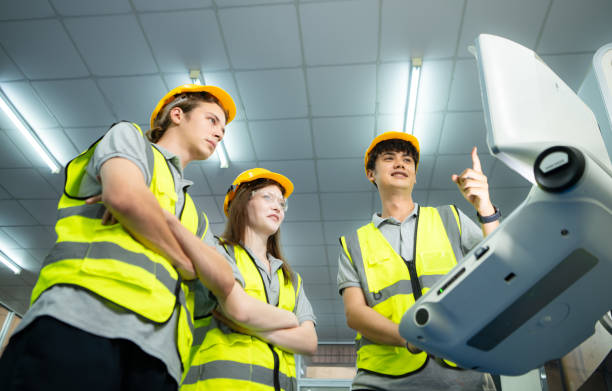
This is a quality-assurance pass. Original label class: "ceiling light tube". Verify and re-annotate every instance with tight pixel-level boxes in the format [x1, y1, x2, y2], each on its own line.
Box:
[403, 57, 423, 135]
[0, 88, 61, 173]
[0, 251, 21, 275]
[189, 69, 202, 85]
[217, 140, 229, 168]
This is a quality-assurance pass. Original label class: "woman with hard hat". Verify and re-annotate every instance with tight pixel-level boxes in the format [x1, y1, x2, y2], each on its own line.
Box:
[180, 168, 318, 391]
[0, 85, 297, 391]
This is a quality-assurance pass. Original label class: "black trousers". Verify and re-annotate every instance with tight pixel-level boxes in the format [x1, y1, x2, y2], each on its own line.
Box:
[0, 316, 177, 391]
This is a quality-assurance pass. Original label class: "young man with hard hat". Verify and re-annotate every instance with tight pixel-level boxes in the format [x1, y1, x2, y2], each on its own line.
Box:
[337, 132, 500, 390]
[181, 168, 317, 391]
[0, 85, 298, 391]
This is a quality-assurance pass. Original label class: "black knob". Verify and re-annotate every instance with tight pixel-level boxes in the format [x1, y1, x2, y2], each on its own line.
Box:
[534, 146, 585, 192]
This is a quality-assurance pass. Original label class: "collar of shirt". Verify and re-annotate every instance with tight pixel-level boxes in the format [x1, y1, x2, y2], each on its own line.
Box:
[372, 202, 420, 228]
[152, 143, 194, 189]
[241, 244, 284, 277]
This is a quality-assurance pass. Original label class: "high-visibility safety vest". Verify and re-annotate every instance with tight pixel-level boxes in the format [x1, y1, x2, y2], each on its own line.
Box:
[30, 122, 208, 372]
[181, 244, 302, 391]
[340, 205, 464, 377]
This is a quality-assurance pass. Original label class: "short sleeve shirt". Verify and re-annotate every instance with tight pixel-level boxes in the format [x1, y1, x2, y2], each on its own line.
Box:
[15, 122, 216, 385]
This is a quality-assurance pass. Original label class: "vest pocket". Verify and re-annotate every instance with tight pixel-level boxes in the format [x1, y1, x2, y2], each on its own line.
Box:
[419, 250, 456, 275]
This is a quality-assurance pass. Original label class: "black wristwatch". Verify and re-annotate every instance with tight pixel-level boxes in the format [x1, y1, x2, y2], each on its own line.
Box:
[477, 205, 501, 224]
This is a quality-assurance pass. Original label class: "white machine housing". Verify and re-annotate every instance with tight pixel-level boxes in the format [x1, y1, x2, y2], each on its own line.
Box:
[398, 34, 612, 375]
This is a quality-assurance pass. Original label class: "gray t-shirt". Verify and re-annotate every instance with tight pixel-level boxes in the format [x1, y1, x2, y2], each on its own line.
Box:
[15, 122, 215, 385]
[337, 203, 492, 391]
[215, 240, 316, 326]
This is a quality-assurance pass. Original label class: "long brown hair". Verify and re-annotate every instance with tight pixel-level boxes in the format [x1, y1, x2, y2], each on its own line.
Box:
[146, 91, 228, 143]
[220, 178, 294, 284]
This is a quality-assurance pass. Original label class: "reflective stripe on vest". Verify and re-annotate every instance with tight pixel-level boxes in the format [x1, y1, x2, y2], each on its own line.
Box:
[181, 244, 300, 391]
[341, 205, 462, 376]
[30, 122, 206, 373]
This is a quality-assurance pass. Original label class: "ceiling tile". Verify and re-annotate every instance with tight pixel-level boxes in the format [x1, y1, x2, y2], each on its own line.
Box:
[26, 248, 51, 263]
[284, 193, 321, 222]
[203, 72, 246, 121]
[236, 69, 308, 120]
[488, 160, 532, 188]
[459, 0, 549, 57]
[221, 122, 257, 162]
[377, 63, 409, 115]
[0, 0, 54, 20]
[0, 184, 9, 199]
[317, 159, 371, 192]
[426, 189, 474, 218]
[313, 116, 374, 159]
[430, 154, 495, 190]
[250, 119, 313, 160]
[18, 199, 59, 226]
[64, 127, 106, 153]
[538, 0, 612, 54]
[323, 221, 364, 245]
[3, 129, 51, 169]
[412, 190, 428, 206]
[98, 75, 167, 124]
[140, 10, 228, 72]
[0, 81, 60, 129]
[320, 192, 372, 221]
[540, 53, 594, 92]
[0, 47, 23, 81]
[0, 20, 88, 79]
[32, 79, 116, 127]
[183, 164, 212, 196]
[0, 229, 21, 249]
[489, 187, 532, 216]
[326, 244, 342, 266]
[219, 4, 301, 69]
[416, 155, 434, 189]
[0, 168, 59, 199]
[132, 0, 213, 11]
[2, 226, 56, 249]
[258, 160, 318, 193]
[202, 161, 257, 194]
[418, 60, 453, 113]
[376, 114, 404, 134]
[308, 65, 376, 116]
[216, 0, 287, 7]
[34, 127, 79, 166]
[438, 112, 487, 154]
[51, 0, 131, 15]
[283, 245, 327, 267]
[414, 112, 444, 155]
[65, 15, 157, 76]
[0, 131, 30, 168]
[3, 248, 43, 273]
[192, 196, 224, 224]
[36, 167, 65, 195]
[300, 0, 378, 66]
[294, 265, 330, 285]
[280, 222, 324, 246]
[381, 0, 463, 61]
[0, 201, 37, 226]
[447, 59, 482, 111]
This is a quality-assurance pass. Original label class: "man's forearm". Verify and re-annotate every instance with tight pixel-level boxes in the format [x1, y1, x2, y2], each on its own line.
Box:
[347, 303, 405, 347]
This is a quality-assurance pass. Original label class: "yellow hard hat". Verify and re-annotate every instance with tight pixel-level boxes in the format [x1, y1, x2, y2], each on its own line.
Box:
[223, 168, 294, 216]
[150, 84, 236, 129]
[364, 131, 420, 178]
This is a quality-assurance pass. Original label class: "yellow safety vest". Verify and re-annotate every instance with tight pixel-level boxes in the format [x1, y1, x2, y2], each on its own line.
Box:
[30, 122, 209, 372]
[340, 205, 463, 377]
[181, 244, 301, 391]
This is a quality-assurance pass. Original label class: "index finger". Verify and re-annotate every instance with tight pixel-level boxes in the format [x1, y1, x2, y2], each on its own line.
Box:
[471, 146, 482, 173]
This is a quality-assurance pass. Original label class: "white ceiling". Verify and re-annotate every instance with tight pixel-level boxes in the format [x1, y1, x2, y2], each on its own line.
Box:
[1, 0, 611, 343]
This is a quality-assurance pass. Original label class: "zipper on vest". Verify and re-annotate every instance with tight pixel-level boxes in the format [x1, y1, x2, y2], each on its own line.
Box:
[245, 248, 282, 391]
[407, 205, 423, 300]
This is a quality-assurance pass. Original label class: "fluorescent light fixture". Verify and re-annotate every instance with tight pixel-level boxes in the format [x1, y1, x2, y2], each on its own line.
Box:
[0, 88, 61, 173]
[189, 69, 202, 85]
[0, 251, 21, 275]
[403, 57, 423, 135]
[217, 140, 229, 168]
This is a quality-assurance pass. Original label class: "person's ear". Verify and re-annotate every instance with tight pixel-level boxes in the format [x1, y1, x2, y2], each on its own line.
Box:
[169, 106, 184, 125]
[366, 168, 376, 183]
